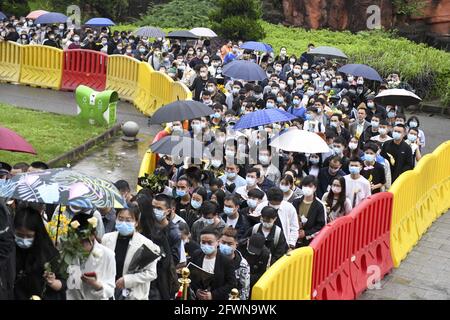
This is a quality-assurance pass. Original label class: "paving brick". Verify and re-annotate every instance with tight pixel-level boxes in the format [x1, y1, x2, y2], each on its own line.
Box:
[423, 291, 450, 300]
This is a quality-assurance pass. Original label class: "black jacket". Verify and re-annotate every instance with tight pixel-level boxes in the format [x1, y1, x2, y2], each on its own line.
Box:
[245, 224, 287, 264]
[292, 196, 327, 245]
[317, 167, 346, 198]
[381, 139, 413, 182]
[221, 213, 250, 241]
[162, 221, 181, 265]
[238, 242, 271, 288]
[0, 200, 15, 300]
[190, 250, 237, 300]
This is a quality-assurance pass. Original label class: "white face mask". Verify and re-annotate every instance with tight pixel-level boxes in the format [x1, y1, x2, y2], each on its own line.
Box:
[246, 177, 256, 186]
[348, 142, 358, 150]
[302, 186, 314, 197]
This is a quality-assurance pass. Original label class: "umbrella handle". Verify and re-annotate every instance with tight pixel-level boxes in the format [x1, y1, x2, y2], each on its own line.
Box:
[55, 206, 62, 247]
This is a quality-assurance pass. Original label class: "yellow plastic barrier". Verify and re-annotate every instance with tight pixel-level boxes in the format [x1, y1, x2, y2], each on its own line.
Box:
[433, 141, 450, 216]
[251, 247, 313, 300]
[137, 150, 158, 192]
[0, 41, 22, 83]
[171, 81, 192, 101]
[19, 45, 62, 90]
[149, 71, 174, 106]
[134, 62, 158, 115]
[106, 55, 140, 102]
[389, 170, 420, 267]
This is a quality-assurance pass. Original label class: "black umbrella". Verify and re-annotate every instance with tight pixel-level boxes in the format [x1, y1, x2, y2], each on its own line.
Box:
[150, 135, 205, 159]
[134, 26, 165, 38]
[374, 89, 422, 106]
[148, 100, 214, 124]
[167, 30, 199, 39]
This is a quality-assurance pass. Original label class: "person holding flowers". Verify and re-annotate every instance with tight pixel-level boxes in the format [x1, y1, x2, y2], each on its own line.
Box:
[65, 214, 116, 300]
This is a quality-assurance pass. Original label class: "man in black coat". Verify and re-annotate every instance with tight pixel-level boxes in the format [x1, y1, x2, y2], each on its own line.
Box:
[190, 228, 237, 300]
[221, 195, 249, 241]
[0, 199, 15, 300]
[238, 233, 271, 288]
[380, 124, 413, 182]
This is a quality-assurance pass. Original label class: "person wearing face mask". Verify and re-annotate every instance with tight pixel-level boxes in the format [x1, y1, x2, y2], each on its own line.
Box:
[42, 31, 60, 48]
[361, 143, 386, 194]
[362, 114, 382, 143]
[344, 158, 372, 208]
[189, 64, 210, 101]
[67, 33, 81, 49]
[306, 153, 322, 177]
[349, 106, 370, 144]
[380, 124, 413, 182]
[13, 205, 66, 300]
[405, 127, 422, 165]
[102, 207, 160, 300]
[287, 93, 307, 119]
[173, 176, 191, 215]
[237, 233, 271, 289]
[220, 162, 247, 194]
[239, 188, 266, 227]
[300, 43, 315, 66]
[235, 168, 267, 202]
[317, 156, 346, 199]
[321, 176, 352, 221]
[246, 206, 288, 264]
[304, 107, 325, 133]
[191, 201, 226, 245]
[182, 187, 208, 229]
[254, 188, 299, 251]
[279, 175, 299, 203]
[221, 196, 249, 241]
[292, 175, 327, 247]
[370, 119, 393, 145]
[365, 95, 387, 121]
[406, 116, 425, 150]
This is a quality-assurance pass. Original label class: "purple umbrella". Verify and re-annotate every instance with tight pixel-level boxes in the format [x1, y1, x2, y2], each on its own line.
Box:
[0, 127, 37, 154]
[85, 17, 115, 27]
[233, 109, 298, 130]
[338, 64, 383, 82]
[240, 41, 273, 53]
[222, 60, 267, 81]
[0, 11, 7, 21]
[35, 12, 68, 25]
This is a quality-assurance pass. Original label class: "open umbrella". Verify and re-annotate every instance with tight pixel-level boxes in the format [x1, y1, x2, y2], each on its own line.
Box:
[269, 128, 330, 154]
[134, 26, 165, 38]
[167, 30, 199, 39]
[150, 135, 205, 159]
[0, 11, 7, 20]
[148, 100, 214, 125]
[26, 10, 49, 20]
[309, 46, 348, 60]
[0, 127, 36, 154]
[222, 60, 267, 81]
[85, 17, 115, 27]
[190, 27, 217, 38]
[338, 64, 383, 82]
[240, 41, 273, 53]
[35, 12, 68, 25]
[374, 89, 422, 106]
[0, 168, 127, 209]
[233, 109, 297, 130]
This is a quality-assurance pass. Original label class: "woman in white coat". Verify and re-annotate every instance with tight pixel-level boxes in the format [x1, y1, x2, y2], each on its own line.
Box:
[102, 206, 161, 300]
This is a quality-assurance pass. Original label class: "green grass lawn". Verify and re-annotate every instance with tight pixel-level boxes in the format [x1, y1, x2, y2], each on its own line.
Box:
[0, 103, 107, 166]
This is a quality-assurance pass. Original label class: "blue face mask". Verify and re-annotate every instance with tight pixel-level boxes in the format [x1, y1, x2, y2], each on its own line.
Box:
[349, 166, 361, 175]
[266, 102, 275, 109]
[223, 206, 234, 216]
[116, 221, 135, 236]
[219, 243, 234, 256]
[201, 244, 216, 255]
[15, 235, 34, 249]
[387, 111, 396, 118]
[154, 209, 166, 222]
[226, 172, 236, 179]
[191, 199, 202, 209]
[364, 153, 375, 163]
[392, 132, 402, 141]
[292, 99, 300, 105]
[204, 218, 215, 225]
[176, 189, 187, 197]
[247, 199, 257, 208]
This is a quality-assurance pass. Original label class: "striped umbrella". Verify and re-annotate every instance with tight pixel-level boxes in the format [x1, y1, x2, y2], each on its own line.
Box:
[233, 109, 298, 130]
[26, 10, 49, 20]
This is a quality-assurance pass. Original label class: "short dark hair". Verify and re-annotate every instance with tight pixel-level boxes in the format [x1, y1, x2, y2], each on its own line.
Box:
[301, 175, 317, 188]
[261, 206, 278, 219]
[13, 162, 29, 172]
[248, 188, 265, 200]
[200, 226, 219, 239]
[30, 161, 49, 170]
[349, 157, 363, 166]
[333, 136, 347, 147]
[193, 187, 208, 202]
[154, 193, 174, 209]
[114, 180, 130, 192]
[224, 195, 240, 206]
[247, 167, 261, 178]
[330, 113, 342, 121]
[210, 178, 223, 188]
[177, 176, 191, 186]
[117, 205, 141, 222]
[200, 201, 218, 217]
[329, 155, 343, 165]
[221, 226, 238, 240]
[363, 143, 379, 153]
[267, 187, 284, 203]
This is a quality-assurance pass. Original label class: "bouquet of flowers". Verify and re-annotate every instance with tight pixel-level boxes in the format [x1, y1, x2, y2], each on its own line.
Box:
[137, 171, 168, 194]
[46, 212, 71, 245]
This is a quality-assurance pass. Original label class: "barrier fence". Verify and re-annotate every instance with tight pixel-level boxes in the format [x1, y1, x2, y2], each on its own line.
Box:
[252, 140, 450, 300]
[0, 41, 191, 115]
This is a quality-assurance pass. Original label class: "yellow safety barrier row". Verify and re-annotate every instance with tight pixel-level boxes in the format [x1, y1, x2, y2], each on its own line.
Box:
[251, 247, 313, 300]
[106, 54, 140, 102]
[0, 41, 22, 83]
[20, 45, 63, 90]
[390, 140, 450, 267]
[171, 81, 192, 102]
[134, 62, 157, 115]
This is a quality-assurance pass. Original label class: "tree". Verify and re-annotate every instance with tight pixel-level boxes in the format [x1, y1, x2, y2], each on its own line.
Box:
[209, 0, 266, 41]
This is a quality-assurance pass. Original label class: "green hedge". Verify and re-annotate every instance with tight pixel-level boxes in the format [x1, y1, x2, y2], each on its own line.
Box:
[262, 22, 450, 105]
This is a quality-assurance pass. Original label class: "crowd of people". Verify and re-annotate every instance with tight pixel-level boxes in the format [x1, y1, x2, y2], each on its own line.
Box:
[0, 16, 427, 301]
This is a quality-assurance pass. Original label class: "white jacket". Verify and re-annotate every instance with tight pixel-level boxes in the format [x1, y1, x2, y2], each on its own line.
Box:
[102, 231, 160, 300]
[66, 240, 116, 300]
[255, 200, 300, 247]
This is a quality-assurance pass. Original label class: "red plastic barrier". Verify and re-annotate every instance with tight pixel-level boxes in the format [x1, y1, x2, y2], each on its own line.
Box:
[310, 215, 354, 300]
[349, 192, 393, 297]
[61, 49, 107, 91]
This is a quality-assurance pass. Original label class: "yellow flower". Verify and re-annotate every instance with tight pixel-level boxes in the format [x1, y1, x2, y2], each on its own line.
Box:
[70, 221, 81, 229]
[87, 217, 98, 228]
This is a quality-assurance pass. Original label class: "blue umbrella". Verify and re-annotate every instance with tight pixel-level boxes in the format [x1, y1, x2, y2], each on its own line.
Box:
[35, 12, 68, 25]
[85, 17, 115, 27]
[233, 109, 298, 130]
[0, 11, 7, 21]
[338, 64, 383, 82]
[240, 41, 273, 53]
[222, 60, 267, 81]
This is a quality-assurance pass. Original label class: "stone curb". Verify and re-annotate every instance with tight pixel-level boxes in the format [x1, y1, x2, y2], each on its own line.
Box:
[47, 123, 122, 167]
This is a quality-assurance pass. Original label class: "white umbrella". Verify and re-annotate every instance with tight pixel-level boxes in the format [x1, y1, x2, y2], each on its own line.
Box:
[309, 46, 348, 60]
[374, 89, 422, 106]
[269, 129, 330, 154]
[189, 27, 217, 38]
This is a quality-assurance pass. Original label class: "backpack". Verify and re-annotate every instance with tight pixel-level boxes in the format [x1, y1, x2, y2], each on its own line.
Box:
[252, 223, 281, 248]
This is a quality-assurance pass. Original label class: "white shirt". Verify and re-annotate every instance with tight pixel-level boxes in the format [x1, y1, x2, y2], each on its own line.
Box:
[226, 216, 238, 228]
[255, 200, 299, 247]
[344, 175, 371, 208]
[235, 185, 267, 201]
[202, 256, 216, 274]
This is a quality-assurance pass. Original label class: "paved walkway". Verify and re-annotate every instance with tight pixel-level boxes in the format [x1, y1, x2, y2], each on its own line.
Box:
[360, 211, 450, 300]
